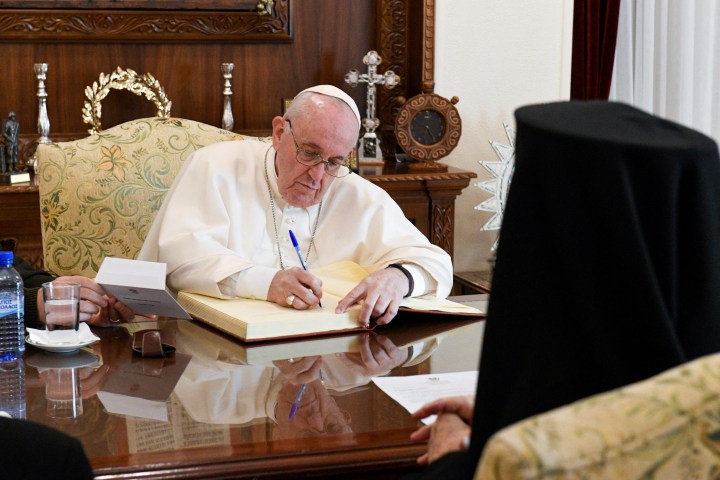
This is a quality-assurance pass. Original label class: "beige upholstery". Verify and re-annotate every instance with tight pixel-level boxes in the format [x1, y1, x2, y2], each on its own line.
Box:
[37, 117, 252, 277]
[475, 352, 720, 479]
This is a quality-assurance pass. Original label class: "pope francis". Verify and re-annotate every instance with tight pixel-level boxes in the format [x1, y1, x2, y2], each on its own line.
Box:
[138, 85, 453, 327]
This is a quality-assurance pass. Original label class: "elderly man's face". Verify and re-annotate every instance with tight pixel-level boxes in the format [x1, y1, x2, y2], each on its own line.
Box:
[271, 98, 358, 208]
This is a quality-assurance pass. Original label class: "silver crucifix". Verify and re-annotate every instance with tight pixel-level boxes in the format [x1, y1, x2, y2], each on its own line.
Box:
[345, 50, 400, 160]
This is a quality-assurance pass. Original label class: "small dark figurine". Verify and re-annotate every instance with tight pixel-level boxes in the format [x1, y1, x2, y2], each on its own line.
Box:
[2, 112, 20, 173]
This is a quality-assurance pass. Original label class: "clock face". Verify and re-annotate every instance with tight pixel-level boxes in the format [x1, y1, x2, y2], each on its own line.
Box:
[410, 109, 446, 146]
[394, 93, 462, 162]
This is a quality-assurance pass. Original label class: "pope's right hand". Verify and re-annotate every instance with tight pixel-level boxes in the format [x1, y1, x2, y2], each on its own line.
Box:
[268, 267, 323, 309]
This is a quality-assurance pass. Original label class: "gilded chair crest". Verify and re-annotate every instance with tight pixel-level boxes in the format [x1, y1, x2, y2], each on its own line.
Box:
[82, 67, 172, 135]
[36, 68, 259, 277]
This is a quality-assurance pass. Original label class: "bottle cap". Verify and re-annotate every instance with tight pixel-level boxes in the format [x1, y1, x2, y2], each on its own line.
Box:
[0, 251, 13, 266]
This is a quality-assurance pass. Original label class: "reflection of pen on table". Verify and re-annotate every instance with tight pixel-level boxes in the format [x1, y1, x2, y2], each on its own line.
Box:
[288, 230, 322, 307]
[288, 383, 307, 420]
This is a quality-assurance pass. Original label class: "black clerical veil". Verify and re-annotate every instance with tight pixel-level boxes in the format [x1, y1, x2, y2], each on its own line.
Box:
[411, 101, 720, 479]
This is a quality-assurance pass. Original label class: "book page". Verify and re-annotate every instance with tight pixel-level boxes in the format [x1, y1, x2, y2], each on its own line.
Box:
[400, 295, 485, 315]
[315, 261, 484, 315]
[177, 261, 483, 342]
[313, 261, 369, 297]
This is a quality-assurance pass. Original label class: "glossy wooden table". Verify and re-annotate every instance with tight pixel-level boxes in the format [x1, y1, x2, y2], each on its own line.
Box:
[21, 297, 487, 479]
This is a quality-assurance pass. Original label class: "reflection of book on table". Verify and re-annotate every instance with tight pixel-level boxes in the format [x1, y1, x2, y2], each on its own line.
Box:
[180, 319, 362, 365]
[177, 261, 484, 343]
[179, 312, 482, 366]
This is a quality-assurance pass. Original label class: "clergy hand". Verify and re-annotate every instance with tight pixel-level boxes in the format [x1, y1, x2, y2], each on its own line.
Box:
[410, 394, 475, 464]
[37, 276, 145, 327]
[410, 412, 472, 465]
[335, 268, 407, 327]
[268, 267, 323, 309]
[412, 394, 475, 425]
[335, 332, 410, 376]
[90, 296, 155, 327]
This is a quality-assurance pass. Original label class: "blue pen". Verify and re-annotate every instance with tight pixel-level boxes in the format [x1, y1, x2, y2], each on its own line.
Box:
[288, 383, 306, 420]
[289, 229, 322, 307]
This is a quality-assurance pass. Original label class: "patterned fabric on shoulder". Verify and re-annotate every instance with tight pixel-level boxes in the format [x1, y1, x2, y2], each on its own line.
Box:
[476, 351, 720, 479]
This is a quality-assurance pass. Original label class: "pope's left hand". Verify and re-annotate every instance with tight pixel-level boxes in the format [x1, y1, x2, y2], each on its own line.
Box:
[335, 267, 408, 327]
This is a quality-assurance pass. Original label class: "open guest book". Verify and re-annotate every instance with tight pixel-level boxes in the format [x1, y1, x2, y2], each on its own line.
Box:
[178, 310, 483, 366]
[177, 261, 484, 342]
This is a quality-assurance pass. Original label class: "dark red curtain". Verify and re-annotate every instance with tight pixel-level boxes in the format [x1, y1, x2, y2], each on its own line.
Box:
[571, 0, 621, 100]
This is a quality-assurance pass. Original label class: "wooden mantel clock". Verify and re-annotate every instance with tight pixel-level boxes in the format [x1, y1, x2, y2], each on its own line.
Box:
[394, 92, 462, 172]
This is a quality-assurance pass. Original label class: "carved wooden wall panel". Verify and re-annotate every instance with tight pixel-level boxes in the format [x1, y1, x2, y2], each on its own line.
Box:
[375, 0, 434, 159]
[0, 0, 434, 169]
[0, 1, 290, 42]
[375, 0, 403, 159]
[0, 9, 291, 43]
[431, 202, 454, 255]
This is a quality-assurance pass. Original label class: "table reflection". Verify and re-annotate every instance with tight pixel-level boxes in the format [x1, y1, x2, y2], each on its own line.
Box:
[21, 314, 483, 468]
[172, 321, 442, 435]
[26, 349, 100, 420]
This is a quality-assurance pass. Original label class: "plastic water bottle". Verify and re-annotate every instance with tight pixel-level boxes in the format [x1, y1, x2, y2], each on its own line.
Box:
[0, 356, 25, 419]
[0, 251, 25, 418]
[0, 251, 24, 358]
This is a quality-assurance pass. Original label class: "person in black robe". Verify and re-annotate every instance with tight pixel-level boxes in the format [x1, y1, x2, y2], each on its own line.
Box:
[0, 416, 94, 479]
[409, 100, 720, 478]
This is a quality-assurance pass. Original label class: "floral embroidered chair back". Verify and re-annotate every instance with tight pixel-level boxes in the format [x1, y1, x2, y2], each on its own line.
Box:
[35, 67, 255, 277]
[474, 351, 720, 479]
[37, 117, 247, 277]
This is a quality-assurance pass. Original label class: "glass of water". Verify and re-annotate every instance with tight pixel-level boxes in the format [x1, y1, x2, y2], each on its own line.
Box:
[42, 282, 81, 331]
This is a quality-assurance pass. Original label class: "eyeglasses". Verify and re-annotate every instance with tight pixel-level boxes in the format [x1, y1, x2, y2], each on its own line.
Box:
[285, 120, 352, 178]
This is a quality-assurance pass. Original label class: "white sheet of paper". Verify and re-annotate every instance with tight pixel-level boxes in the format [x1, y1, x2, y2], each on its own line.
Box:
[97, 391, 169, 422]
[96, 257, 191, 319]
[372, 371, 478, 424]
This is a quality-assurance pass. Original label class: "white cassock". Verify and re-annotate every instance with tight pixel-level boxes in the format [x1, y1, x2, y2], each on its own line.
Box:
[138, 139, 453, 299]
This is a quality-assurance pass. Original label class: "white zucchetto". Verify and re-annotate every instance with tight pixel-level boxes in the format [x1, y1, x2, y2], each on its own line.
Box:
[295, 85, 361, 129]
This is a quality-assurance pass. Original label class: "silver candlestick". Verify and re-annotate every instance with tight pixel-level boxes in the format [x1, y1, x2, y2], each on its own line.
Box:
[345, 51, 400, 160]
[221, 63, 234, 131]
[28, 63, 51, 174]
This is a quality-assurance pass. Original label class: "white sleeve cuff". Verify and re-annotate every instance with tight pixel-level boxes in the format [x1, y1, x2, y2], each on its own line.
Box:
[218, 266, 279, 300]
[403, 263, 436, 297]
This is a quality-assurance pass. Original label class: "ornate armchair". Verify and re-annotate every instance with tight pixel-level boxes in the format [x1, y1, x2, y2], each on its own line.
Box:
[475, 351, 720, 479]
[36, 68, 251, 277]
